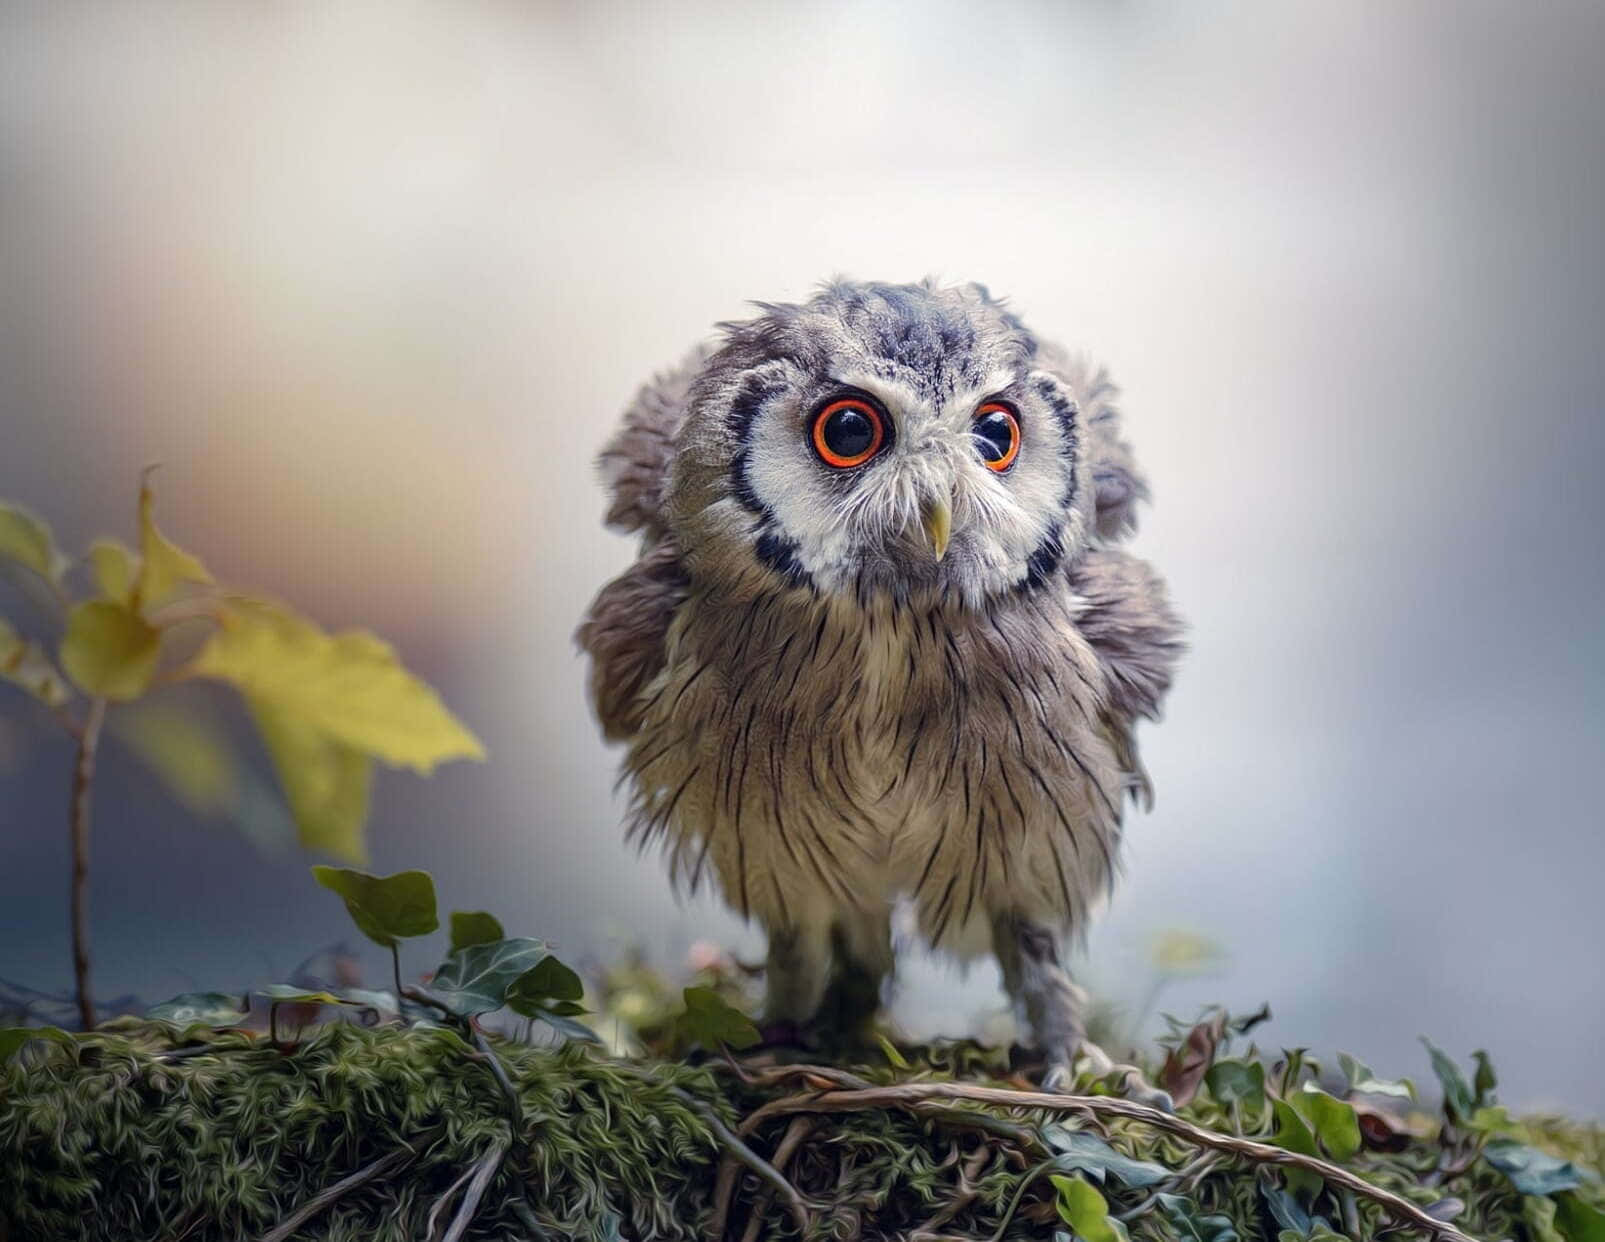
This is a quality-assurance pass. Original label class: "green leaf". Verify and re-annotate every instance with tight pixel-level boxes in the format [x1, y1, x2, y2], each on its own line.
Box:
[116, 704, 238, 816]
[1555, 1193, 1605, 1242]
[134, 477, 212, 612]
[678, 986, 760, 1051]
[431, 937, 558, 1017]
[256, 985, 343, 1006]
[88, 538, 138, 605]
[1206, 1058, 1267, 1115]
[1471, 1049, 1498, 1106]
[1483, 1140, 1593, 1196]
[1337, 1052, 1414, 1100]
[251, 696, 372, 861]
[876, 1033, 911, 1070]
[450, 910, 506, 953]
[59, 600, 161, 700]
[511, 954, 584, 1004]
[1156, 1193, 1241, 1242]
[191, 598, 484, 773]
[1270, 1099, 1323, 1198]
[312, 866, 438, 948]
[539, 999, 588, 1016]
[1041, 1126, 1170, 1188]
[0, 1026, 74, 1062]
[1291, 1085, 1362, 1162]
[0, 502, 65, 584]
[1050, 1173, 1128, 1241]
[1420, 1037, 1475, 1123]
[1526, 1196, 1568, 1242]
[147, 992, 249, 1026]
[1, 617, 71, 707]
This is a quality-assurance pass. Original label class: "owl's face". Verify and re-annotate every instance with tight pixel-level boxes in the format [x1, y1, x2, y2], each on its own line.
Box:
[668, 280, 1092, 609]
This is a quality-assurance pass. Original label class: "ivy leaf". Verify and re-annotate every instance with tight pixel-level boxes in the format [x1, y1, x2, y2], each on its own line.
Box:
[1, 618, 71, 707]
[251, 697, 372, 862]
[59, 600, 161, 700]
[134, 477, 212, 613]
[1041, 1126, 1170, 1187]
[1292, 1085, 1362, 1162]
[191, 598, 484, 773]
[1050, 1173, 1129, 1242]
[147, 992, 249, 1027]
[1555, 1193, 1605, 1242]
[88, 538, 138, 605]
[1420, 1037, 1475, 1123]
[312, 866, 438, 948]
[678, 986, 760, 1051]
[1483, 1141, 1594, 1196]
[511, 954, 584, 1005]
[1337, 1052, 1414, 1101]
[431, 937, 558, 1017]
[449, 911, 506, 953]
[1260, 1179, 1313, 1237]
[0, 1026, 74, 1062]
[1205, 1058, 1267, 1116]
[1156, 1193, 1241, 1242]
[1270, 1099, 1324, 1198]
[0, 502, 65, 584]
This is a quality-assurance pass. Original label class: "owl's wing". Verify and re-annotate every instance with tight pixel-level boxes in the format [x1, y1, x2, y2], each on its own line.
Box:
[1067, 545, 1184, 809]
[596, 344, 713, 538]
[1044, 349, 1149, 541]
[580, 347, 709, 740]
[576, 537, 688, 742]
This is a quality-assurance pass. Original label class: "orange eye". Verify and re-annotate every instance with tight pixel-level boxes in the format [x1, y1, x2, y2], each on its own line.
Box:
[973, 401, 1020, 472]
[811, 396, 887, 468]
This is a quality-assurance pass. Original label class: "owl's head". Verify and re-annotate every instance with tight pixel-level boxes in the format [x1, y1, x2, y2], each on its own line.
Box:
[667, 279, 1096, 609]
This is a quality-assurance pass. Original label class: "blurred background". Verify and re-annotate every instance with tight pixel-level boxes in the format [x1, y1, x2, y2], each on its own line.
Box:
[2, 2, 1602, 1113]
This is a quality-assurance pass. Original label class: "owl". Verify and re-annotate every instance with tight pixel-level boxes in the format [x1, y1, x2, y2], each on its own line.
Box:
[578, 279, 1182, 1087]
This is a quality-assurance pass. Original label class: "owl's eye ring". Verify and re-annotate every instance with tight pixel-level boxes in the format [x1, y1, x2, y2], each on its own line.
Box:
[972, 401, 1020, 472]
[811, 396, 888, 469]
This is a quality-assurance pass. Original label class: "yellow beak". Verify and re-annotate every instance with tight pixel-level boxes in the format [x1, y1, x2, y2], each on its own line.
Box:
[922, 497, 952, 561]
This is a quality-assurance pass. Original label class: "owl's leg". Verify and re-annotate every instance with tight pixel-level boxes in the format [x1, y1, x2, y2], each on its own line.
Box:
[990, 911, 1172, 1109]
[761, 920, 835, 1041]
[814, 903, 894, 1045]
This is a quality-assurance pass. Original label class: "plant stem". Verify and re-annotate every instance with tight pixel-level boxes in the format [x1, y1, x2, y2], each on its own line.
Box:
[68, 696, 106, 1031]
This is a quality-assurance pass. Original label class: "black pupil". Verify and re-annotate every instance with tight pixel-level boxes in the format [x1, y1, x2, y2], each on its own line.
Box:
[973, 410, 1014, 462]
[823, 407, 875, 460]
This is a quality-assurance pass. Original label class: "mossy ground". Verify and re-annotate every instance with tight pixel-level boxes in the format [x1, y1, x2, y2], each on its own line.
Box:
[2, 1018, 1601, 1242]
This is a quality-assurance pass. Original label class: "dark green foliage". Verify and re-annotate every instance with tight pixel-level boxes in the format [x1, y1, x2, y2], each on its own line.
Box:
[0, 1022, 722, 1242]
[3, 1021, 1602, 1242]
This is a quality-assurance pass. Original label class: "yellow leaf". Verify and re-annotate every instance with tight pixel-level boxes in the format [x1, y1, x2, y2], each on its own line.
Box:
[117, 704, 237, 815]
[89, 539, 139, 605]
[59, 600, 162, 700]
[135, 478, 212, 612]
[0, 617, 70, 707]
[249, 696, 372, 862]
[191, 598, 484, 772]
[0, 502, 65, 584]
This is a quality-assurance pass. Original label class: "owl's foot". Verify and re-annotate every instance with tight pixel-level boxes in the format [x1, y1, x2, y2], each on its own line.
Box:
[1042, 1040, 1174, 1112]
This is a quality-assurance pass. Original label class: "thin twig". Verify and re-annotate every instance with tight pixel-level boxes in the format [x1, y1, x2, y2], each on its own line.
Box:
[68, 696, 106, 1030]
[255, 1148, 411, 1242]
[425, 1164, 477, 1242]
[441, 1139, 509, 1242]
[667, 1085, 811, 1238]
[738, 1116, 816, 1242]
[910, 1142, 994, 1241]
[469, 1023, 525, 1129]
[743, 1079, 1481, 1242]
